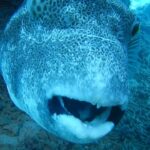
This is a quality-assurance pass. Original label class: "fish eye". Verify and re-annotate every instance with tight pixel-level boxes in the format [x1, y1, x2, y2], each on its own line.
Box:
[131, 23, 140, 37]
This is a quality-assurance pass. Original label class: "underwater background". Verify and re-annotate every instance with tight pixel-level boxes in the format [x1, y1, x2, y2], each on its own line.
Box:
[0, 0, 150, 149]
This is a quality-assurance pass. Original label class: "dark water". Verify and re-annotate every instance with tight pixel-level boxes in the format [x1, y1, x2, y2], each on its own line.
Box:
[0, 0, 150, 149]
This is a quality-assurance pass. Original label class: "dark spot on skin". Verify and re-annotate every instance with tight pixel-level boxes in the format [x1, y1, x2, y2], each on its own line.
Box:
[49, 7, 52, 12]
[32, 10, 37, 17]
[0, 101, 4, 111]
[132, 23, 140, 36]
[44, 5, 47, 11]
[37, 5, 42, 12]
[39, 14, 42, 18]
[32, 0, 36, 6]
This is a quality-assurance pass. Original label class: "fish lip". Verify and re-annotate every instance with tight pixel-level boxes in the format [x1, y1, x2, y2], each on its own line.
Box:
[52, 113, 115, 143]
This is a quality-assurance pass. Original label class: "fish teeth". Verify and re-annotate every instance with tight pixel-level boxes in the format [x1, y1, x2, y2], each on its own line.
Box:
[91, 101, 96, 106]
[96, 104, 101, 109]
[58, 97, 69, 113]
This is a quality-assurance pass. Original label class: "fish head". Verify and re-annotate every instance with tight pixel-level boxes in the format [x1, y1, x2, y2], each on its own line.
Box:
[1, 0, 137, 143]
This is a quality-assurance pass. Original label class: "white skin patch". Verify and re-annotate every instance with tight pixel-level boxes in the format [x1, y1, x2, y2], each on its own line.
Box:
[53, 113, 114, 140]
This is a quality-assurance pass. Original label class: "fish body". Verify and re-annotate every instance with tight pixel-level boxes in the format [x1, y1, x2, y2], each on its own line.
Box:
[0, 0, 137, 143]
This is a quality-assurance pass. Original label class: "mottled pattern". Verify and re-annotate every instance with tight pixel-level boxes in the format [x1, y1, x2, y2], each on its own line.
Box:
[0, 0, 136, 143]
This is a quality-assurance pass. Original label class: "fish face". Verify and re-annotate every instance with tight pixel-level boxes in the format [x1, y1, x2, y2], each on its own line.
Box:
[18, 28, 128, 143]
[1, 0, 135, 143]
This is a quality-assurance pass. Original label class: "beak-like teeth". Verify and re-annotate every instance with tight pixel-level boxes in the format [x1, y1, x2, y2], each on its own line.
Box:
[96, 104, 101, 109]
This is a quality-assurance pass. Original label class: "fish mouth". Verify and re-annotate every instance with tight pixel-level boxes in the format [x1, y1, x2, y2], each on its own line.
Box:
[48, 95, 125, 142]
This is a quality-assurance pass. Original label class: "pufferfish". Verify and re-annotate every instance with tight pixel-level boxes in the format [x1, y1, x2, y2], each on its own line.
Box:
[0, 0, 140, 143]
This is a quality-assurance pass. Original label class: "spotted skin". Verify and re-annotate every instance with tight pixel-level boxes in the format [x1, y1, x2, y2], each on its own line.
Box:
[0, 0, 136, 143]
